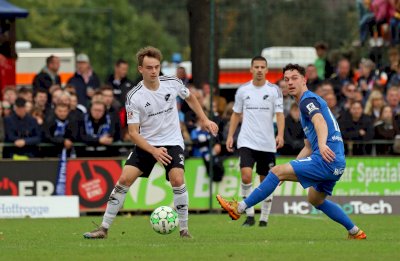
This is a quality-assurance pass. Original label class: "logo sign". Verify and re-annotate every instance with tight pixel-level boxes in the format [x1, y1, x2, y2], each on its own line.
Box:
[165, 94, 171, 101]
[306, 102, 318, 114]
[66, 160, 121, 210]
[0, 161, 58, 196]
[271, 196, 400, 215]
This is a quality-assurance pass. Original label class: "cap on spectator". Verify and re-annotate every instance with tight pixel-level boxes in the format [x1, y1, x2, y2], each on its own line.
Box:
[76, 53, 90, 63]
[15, 97, 26, 108]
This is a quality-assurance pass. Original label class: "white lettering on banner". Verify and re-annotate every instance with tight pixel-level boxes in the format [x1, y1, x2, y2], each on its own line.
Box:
[146, 164, 168, 205]
[217, 176, 238, 198]
[19, 181, 34, 196]
[357, 162, 400, 187]
[194, 166, 209, 197]
[193, 166, 238, 198]
[349, 200, 392, 214]
[0, 196, 79, 218]
[36, 181, 54, 196]
[283, 201, 310, 214]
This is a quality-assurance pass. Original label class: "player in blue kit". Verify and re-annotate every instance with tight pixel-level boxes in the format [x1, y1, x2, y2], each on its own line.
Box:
[217, 64, 366, 239]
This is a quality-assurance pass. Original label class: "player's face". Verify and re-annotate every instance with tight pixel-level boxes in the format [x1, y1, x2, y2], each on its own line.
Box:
[139, 56, 161, 84]
[284, 70, 306, 97]
[250, 60, 267, 81]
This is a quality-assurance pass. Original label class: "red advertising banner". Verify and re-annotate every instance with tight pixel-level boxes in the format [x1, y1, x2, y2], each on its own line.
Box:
[66, 160, 121, 210]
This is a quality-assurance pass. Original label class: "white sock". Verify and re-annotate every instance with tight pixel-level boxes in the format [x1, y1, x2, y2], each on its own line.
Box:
[173, 184, 189, 231]
[348, 226, 359, 235]
[102, 183, 129, 229]
[241, 182, 254, 217]
[238, 201, 247, 214]
[260, 194, 273, 222]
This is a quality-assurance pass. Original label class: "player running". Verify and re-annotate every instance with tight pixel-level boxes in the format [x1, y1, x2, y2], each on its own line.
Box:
[217, 63, 366, 240]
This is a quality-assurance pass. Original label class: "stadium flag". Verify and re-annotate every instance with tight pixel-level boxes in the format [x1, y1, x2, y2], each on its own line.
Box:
[55, 148, 68, 195]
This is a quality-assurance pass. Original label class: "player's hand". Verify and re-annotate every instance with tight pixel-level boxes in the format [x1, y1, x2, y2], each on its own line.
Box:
[152, 147, 172, 166]
[14, 139, 25, 148]
[64, 139, 73, 149]
[276, 135, 284, 149]
[226, 136, 234, 152]
[200, 119, 219, 137]
[319, 144, 335, 163]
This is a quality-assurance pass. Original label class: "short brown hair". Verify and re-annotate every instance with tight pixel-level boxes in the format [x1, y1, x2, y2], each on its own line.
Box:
[282, 64, 306, 76]
[136, 46, 162, 66]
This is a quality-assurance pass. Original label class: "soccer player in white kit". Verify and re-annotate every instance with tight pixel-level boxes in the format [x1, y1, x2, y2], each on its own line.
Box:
[226, 56, 284, 227]
[84, 46, 218, 239]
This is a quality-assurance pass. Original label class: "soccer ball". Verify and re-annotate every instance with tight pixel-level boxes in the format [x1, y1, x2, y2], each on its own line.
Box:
[150, 206, 179, 234]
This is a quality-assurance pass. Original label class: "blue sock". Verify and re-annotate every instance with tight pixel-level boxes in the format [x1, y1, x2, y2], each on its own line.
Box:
[244, 172, 279, 208]
[316, 200, 354, 230]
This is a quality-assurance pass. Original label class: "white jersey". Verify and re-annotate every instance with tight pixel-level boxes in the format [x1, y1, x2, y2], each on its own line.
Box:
[125, 75, 190, 149]
[233, 80, 283, 152]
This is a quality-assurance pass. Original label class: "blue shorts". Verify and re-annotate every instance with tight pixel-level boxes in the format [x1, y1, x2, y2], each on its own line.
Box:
[289, 153, 345, 196]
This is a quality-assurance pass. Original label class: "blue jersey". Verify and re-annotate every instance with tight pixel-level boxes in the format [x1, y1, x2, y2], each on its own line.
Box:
[298, 91, 345, 158]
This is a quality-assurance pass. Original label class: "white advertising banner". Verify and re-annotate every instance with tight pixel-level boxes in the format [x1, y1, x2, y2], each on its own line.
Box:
[0, 196, 79, 218]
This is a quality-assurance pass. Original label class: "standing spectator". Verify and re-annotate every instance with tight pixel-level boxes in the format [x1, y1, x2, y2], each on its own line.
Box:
[386, 86, 400, 114]
[67, 53, 101, 107]
[100, 85, 121, 142]
[202, 83, 227, 116]
[33, 89, 49, 115]
[43, 103, 78, 157]
[32, 55, 61, 97]
[279, 103, 304, 155]
[17, 87, 33, 102]
[390, 0, 400, 45]
[105, 59, 133, 107]
[314, 41, 334, 80]
[0, 101, 4, 142]
[69, 92, 84, 121]
[382, 47, 399, 87]
[339, 101, 374, 155]
[364, 90, 386, 122]
[339, 83, 361, 113]
[371, 0, 392, 46]
[1, 100, 12, 117]
[226, 56, 284, 227]
[358, 58, 379, 98]
[374, 105, 399, 154]
[306, 64, 322, 92]
[3, 98, 41, 158]
[176, 66, 190, 86]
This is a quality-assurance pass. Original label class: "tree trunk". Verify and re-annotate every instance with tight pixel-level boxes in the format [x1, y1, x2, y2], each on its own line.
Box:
[187, 0, 219, 91]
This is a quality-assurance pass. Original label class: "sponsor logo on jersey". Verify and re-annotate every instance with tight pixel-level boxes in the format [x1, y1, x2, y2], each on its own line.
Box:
[306, 102, 318, 114]
[332, 135, 343, 142]
[263, 95, 269, 100]
[333, 168, 345, 175]
[165, 94, 171, 101]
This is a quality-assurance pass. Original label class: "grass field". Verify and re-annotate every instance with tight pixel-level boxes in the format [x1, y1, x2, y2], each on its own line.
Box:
[1, 214, 399, 261]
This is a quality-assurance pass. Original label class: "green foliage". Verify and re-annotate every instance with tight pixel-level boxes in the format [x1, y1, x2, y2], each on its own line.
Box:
[11, 0, 180, 79]
[0, 215, 399, 260]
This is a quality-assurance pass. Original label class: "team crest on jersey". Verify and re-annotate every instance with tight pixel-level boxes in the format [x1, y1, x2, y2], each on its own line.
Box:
[127, 111, 134, 120]
[306, 102, 318, 114]
[263, 95, 269, 100]
[165, 93, 171, 101]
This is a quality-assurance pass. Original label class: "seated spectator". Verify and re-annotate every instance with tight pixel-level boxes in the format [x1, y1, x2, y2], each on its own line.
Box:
[364, 90, 385, 122]
[339, 83, 361, 115]
[3, 98, 41, 158]
[43, 103, 79, 157]
[324, 92, 342, 119]
[315, 81, 335, 99]
[374, 105, 399, 154]
[25, 100, 33, 114]
[78, 101, 116, 157]
[31, 107, 44, 127]
[386, 86, 400, 115]
[33, 89, 49, 115]
[339, 101, 374, 155]
[17, 86, 33, 102]
[67, 53, 101, 107]
[277, 79, 295, 117]
[69, 93, 84, 121]
[2, 86, 17, 106]
[1, 100, 12, 117]
[357, 0, 375, 46]
[358, 58, 380, 98]
[279, 103, 304, 155]
[306, 64, 322, 92]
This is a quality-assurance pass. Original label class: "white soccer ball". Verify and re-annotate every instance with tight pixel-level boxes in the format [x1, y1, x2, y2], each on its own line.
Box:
[150, 206, 179, 234]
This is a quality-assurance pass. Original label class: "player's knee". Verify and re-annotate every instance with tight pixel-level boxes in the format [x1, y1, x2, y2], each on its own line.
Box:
[118, 176, 132, 187]
[308, 196, 324, 207]
[270, 165, 284, 180]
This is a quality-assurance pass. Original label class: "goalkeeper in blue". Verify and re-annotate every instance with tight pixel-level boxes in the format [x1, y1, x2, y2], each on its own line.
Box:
[217, 64, 366, 240]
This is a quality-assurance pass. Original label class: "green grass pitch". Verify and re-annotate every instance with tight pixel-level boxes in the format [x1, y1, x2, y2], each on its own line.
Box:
[1, 214, 399, 261]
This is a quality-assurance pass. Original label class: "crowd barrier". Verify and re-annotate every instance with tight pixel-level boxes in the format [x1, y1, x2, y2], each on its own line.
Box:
[0, 156, 399, 215]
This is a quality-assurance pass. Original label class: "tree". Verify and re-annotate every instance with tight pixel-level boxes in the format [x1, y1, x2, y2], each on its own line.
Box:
[187, 0, 219, 91]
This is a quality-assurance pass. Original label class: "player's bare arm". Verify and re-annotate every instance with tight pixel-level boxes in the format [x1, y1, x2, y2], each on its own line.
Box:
[275, 112, 285, 149]
[128, 124, 172, 166]
[185, 92, 219, 136]
[311, 113, 335, 163]
[296, 139, 312, 159]
[226, 112, 242, 152]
